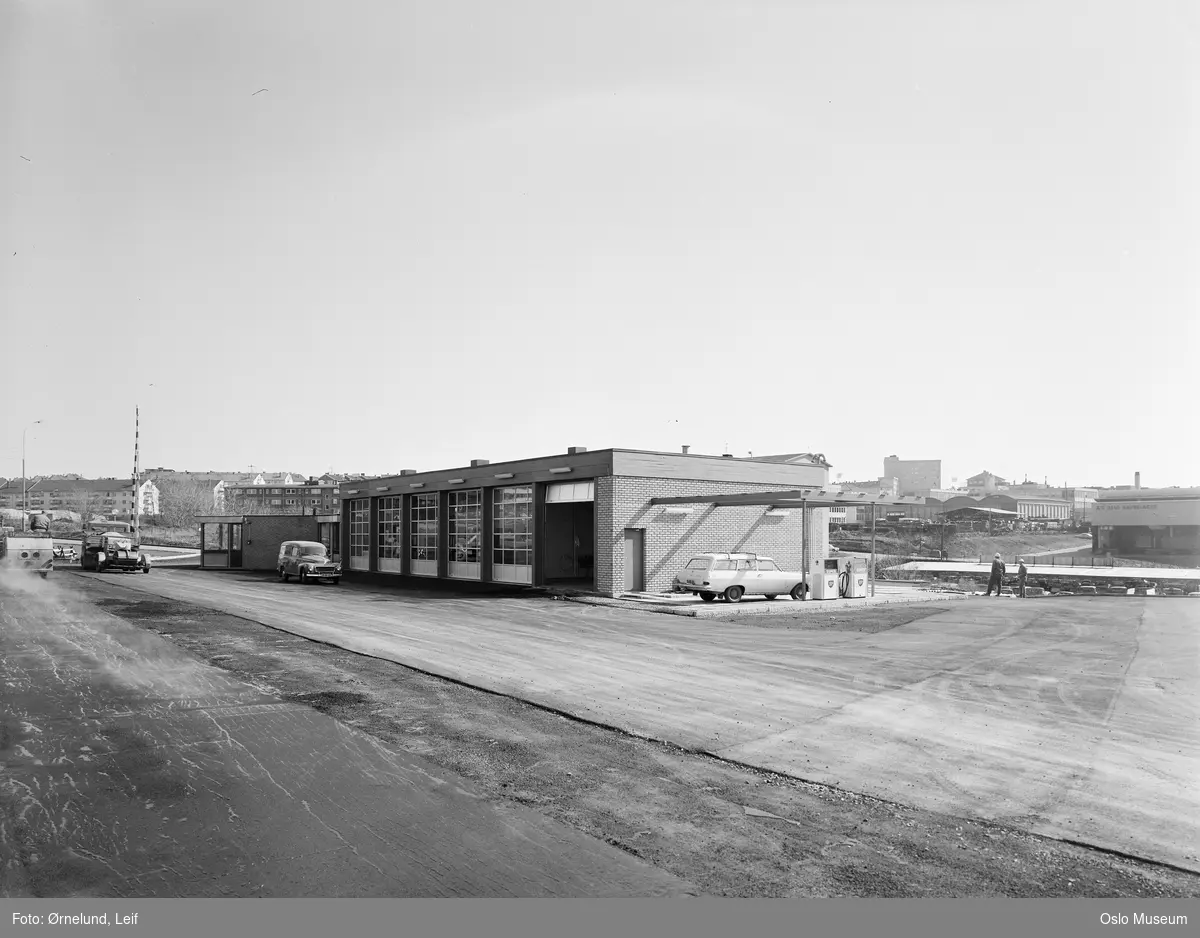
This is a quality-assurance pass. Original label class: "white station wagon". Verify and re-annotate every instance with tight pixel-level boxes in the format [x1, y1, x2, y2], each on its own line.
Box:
[676, 552, 807, 603]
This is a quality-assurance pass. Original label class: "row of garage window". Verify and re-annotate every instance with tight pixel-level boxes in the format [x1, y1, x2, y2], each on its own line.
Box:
[346, 486, 534, 570]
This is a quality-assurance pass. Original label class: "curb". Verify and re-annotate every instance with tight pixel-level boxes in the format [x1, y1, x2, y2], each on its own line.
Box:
[556, 590, 973, 618]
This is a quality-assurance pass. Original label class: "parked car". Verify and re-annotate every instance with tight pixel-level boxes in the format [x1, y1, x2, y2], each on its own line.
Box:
[278, 540, 342, 584]
[676, 552, 807, 603]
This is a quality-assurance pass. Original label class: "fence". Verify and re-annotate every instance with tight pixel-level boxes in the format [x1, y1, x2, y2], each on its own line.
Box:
[1004, 554, 1115, 567]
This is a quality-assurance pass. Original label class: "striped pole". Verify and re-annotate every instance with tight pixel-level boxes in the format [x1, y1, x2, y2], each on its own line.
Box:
[132, 406, 141, 546]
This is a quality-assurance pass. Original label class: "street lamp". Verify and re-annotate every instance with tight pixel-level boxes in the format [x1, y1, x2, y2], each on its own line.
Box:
[22, 419, 42, 532]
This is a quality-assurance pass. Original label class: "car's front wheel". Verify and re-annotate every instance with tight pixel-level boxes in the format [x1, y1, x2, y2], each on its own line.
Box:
[299, 569, 308, 583]
[764, 594, 778, 600]
[699, 591, 716, 602]
[332, 578, 340, 586]
[724, 585, 744, 603]
[281, 569, 290, 582]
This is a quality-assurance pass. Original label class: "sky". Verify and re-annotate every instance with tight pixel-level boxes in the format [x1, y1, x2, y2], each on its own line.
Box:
[2, 0, 1197, 489]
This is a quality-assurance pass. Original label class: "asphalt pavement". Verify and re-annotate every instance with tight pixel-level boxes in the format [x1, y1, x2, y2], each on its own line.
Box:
[0, 572, 693, 897]
[76, 567, 1200, 874]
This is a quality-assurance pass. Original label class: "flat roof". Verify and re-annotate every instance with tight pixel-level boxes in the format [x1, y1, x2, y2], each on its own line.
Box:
[351, 447, 830, 493]
[894, 560, 1200, 581]
[650, 489, 928, 509]
[1097, 487, 1200, 502]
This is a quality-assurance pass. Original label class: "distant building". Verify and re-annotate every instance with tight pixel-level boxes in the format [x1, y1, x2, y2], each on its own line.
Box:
[0, 477, 159, 520]
[883, 456, 941, 497]
[927, 488, 969, 501]
[840, 477, 899, 497]
[1092, 487, 1200, 565]
[1062, 487, 1099, 523]
[966, 471, 1008, 495]
[217, 473, 345, 514]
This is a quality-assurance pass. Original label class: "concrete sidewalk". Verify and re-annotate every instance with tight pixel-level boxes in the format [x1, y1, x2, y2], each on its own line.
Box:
[562, 584, 971, 617]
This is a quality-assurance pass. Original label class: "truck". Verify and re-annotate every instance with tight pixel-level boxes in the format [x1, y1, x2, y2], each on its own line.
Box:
[0, 525, 55, 578]
[78, 520, 152, 574]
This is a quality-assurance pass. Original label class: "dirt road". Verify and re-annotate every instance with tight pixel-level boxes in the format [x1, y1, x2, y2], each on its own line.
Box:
[79, 568, 1200, 874]
[0, 573, 691, 897]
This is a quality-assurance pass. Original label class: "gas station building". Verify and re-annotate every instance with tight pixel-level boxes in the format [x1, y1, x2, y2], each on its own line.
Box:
[335, 447, 925, 597]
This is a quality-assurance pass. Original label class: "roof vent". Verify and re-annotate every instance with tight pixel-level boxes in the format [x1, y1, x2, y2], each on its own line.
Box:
[567, 446, 587, 455]
[722, 453, 733, 458]
[399, 469, 417, 476]
[682, 445, 690, 454]
[470, 459, 490, 467]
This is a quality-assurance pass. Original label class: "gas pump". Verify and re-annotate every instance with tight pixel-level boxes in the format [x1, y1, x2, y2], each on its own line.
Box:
[840, 557, 868, 598]
[809, 557, 842, 600]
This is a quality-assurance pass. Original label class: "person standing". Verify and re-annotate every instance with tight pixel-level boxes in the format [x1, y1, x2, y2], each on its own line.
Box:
[1017, 558, 1028, 598]
[985, 553, 1006, 596]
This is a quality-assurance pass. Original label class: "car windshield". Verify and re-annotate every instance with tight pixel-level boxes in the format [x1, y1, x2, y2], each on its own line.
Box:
[106, 537, 133, 550]
[299, 546, 328, 560]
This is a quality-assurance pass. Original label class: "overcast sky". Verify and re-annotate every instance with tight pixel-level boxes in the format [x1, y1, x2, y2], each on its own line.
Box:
[3, 1, 1196, 489]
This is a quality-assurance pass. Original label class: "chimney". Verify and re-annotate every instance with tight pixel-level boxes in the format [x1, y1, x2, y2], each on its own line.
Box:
[469, 459, 489, 467]
[399, 469, 417, 475]
[1134, 471, 1141, 490]
[681, 445, 690, 454]
[566, 446, 587, 455]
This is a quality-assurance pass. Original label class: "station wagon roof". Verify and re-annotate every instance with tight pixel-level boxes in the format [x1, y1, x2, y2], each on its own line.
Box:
[283, 540, 326, 549]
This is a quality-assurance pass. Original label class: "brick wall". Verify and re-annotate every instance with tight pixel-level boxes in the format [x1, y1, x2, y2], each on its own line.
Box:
[599, 476, 829, 596]
[241, 515, 320, 571]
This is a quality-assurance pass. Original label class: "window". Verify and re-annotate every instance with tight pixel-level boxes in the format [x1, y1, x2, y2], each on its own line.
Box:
[271, 498, 282, 506]
[492, 486, 532, 567]
[349, 498, 369, 560]
[378, 496, 402, 559]
[410, 493, 438, 562]
[310, 499, 319, 505]
[757, 559, 780, 571]
[448, 489, 482, 564]
[272, 488, 282, 495]
[285, 498, 296, 506]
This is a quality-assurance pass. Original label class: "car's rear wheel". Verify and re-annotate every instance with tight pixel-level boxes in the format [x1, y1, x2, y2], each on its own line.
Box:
[790, 582, 807, 600]
[699, 591, 716, 602]
[724, 585, 744, 603]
